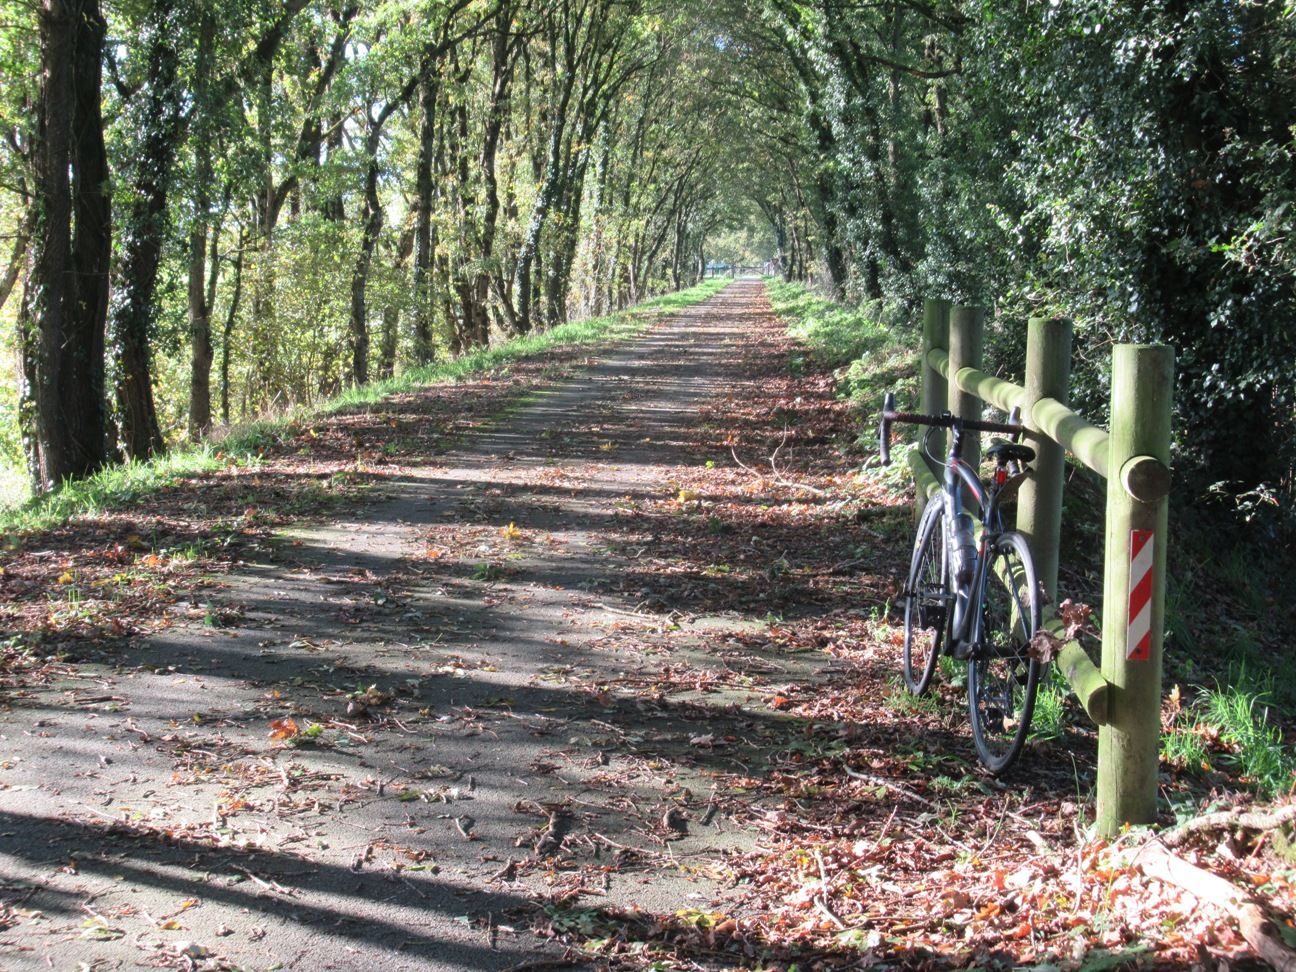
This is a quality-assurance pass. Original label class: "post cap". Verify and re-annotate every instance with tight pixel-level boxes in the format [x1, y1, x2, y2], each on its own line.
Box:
[1121, 454, 1171, 503]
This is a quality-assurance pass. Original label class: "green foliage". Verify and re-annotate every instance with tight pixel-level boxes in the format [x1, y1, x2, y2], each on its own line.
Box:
[757, 0, 1296, 535]
[1, 0, 1291, 554]
[1029, 669, 1069, 744]
[1202, 681, 1294, 798]
[765, 279, 916, 417]
[1162, 676, 1296, 798]
[0, 0, 747, 503]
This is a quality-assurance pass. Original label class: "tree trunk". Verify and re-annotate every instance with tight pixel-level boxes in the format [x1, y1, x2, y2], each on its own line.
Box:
[21, 0, 111, 491]
[411, 77, 438, 364]
[220, 230, 245, 425]
[349, 123, 385, 386]
[478, 9, 518, 339]
[187, 243, 214, 441]
[185, 14, 217, 440]
[544, 153, 589, 329]
[377, 226, 413, 380]
[111, 0, 186, 461]
[0, 207, 33, 315]
[512, 62, 576, 334]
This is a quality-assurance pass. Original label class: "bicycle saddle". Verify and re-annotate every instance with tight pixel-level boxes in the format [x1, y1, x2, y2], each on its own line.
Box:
[986, 441, 1035, 464]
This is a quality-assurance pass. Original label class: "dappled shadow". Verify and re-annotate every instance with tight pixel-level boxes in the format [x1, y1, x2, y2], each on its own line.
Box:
[0, 807, 560, 968]
[1, 283, 1101, 970]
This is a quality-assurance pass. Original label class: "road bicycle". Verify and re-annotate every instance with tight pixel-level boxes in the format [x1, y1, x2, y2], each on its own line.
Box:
[878, 394, 1042, 774]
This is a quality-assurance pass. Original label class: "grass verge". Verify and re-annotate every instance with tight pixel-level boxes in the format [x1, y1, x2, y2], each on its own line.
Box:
[1, 279, 730, 534]
[763, 278, 916, 437]
[1162, 676, 1295, 797]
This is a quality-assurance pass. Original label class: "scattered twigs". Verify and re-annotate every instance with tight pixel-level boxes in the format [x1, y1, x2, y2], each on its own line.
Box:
[1134, 841, 1296, 971]
[1162, 803, 1296, 848]
[400, 875, 428, 900]
[730, 425, 828, 497]
[812, 848, 846, 929]
[769, 425, 827, 496]
[842, 764, 939, 809]
[231, 865, 295, 897]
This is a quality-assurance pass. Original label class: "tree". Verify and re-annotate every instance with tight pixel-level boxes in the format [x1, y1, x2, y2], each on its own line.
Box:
[20, 0, 112, 491]
[108, 0, 188, 460]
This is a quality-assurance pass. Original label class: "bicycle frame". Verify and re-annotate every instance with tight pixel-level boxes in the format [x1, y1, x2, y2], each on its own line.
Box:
[932, 423, 1029, 648]
[880, 394, 1043, 772]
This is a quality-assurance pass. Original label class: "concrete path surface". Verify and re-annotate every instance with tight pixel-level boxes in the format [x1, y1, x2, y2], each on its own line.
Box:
[1, 282, 857, 971]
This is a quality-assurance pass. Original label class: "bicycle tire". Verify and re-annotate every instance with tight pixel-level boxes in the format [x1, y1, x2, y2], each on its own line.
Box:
[902, 495, 948, 696]
[968, 530, 1041, 774]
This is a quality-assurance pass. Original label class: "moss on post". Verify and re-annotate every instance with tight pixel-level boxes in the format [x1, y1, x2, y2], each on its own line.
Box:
[947, 305, 984, 477]
[918, 300, 950, 519]
[1018, 316, 1072, 601]
[1096, 344, 1174, 836]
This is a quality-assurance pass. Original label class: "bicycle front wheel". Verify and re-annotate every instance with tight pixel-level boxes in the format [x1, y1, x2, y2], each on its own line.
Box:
[968, 531, 1041, 774]
[902, 495, 947, 696]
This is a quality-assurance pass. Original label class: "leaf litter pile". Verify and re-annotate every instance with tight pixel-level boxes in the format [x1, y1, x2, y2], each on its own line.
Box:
[1, 282, 1294, 970]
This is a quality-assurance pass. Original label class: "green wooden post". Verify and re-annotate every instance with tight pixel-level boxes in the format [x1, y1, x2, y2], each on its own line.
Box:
[1019, 316, 1072, 600]
[948, 305, 984, 475]
[921, 299, 949, 417]
[1097, 344, 1174, 836]
[918, 299, 950, 517]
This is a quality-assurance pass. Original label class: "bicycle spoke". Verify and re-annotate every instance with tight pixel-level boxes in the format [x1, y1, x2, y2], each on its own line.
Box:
[968, 533, 1041, 774]
[903, 496, 947, 695]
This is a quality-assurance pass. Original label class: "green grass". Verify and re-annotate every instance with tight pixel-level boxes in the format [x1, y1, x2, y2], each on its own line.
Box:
[1161, 673, 1295, 797]
[1161, 712, 1213, 775]
[884, 678, 941, 717]
[1030, 667, 1069, 743]
[1202, 680, 1294, 796]
[0, 279, 730, 534]
[764, 278, 917, 412]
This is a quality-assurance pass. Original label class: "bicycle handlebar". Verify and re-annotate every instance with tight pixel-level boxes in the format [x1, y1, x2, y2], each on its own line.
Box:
[878, 393, 1027, 467]
[879, 392, 896, 465]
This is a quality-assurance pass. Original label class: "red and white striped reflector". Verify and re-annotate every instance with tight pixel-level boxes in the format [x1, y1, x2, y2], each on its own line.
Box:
[1127, 529, 1154, 661]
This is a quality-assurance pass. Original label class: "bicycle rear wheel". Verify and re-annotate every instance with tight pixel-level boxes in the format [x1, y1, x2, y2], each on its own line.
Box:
[902, 495, 948, 695]
[968, 531, 1041, 774]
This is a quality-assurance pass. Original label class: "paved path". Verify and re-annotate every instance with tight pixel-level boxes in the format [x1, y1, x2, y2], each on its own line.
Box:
[0, 282, 854, 970]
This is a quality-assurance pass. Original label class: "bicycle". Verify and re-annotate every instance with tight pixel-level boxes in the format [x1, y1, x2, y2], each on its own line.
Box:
[878, 393, 1043, 774]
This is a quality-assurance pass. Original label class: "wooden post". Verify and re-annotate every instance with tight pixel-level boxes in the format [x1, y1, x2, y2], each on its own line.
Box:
[1019, 316, 1072, 599]
[947, 305, 984, 476]
[917, 299, 950, 517]
[1097, 344, 1174, 836]
[921, 299, 949, 417]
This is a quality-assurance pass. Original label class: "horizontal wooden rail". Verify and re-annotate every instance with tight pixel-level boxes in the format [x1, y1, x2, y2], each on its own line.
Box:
[906, 447, 941, 502]
[954, 365, 1027, 414]
[935, 347, 1109, 480]
[1048, 609, 1109, 724]
[926, 347, 949, 379]
[1032, 396, 1111, 480]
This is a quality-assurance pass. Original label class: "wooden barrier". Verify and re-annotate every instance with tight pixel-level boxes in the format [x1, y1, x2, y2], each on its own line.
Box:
[909, 299, 1174, 835]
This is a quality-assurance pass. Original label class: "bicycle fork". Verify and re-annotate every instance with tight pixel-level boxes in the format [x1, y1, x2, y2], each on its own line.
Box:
[942, 461, 987, 640]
